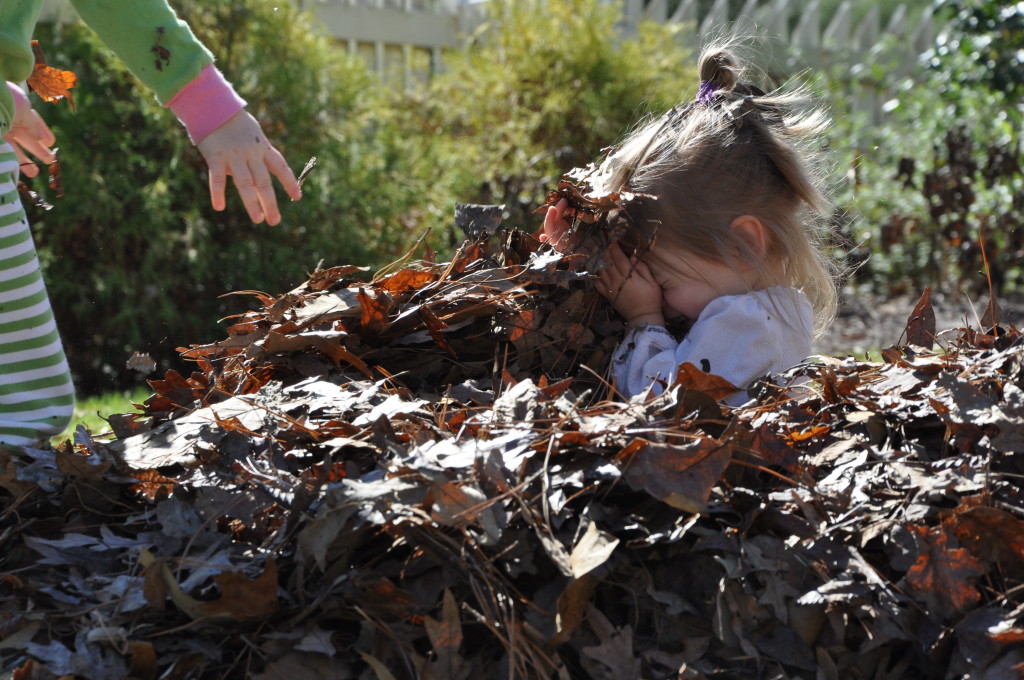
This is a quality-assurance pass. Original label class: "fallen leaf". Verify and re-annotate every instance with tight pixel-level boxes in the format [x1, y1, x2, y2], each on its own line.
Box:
[673, 361, 740, 401]
[26, 41, 76, 109]
[903, 287, 936, 348]
[621, 439, 732, 512]
[904, 525, 985, 618]
[201, 559, 278, 621]
[297, 156, 317, 188]
[945, 505, 1024, 577]
[570, 521, 619, 579]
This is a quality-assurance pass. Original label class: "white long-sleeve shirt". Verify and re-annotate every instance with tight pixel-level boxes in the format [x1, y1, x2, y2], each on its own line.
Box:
[611, 287, 813, 405]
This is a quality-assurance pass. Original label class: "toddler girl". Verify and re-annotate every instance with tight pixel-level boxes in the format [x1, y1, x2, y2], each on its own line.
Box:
[542, 45, 839, 405]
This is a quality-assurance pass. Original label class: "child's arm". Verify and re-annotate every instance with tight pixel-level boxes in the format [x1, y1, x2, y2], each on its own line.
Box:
[2, 82, 54, 178]
[66, 0, 300, 225]
[617, 290, 814, 404]
[165, 64, 299, 226]
[611, 325, 679, 398]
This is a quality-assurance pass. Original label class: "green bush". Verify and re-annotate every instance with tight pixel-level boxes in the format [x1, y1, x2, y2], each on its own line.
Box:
[386, 0, 698, 249]
[942, 0, 1024, 100]
[28, 0, 406, 394]
[824, 18, 1023, 298]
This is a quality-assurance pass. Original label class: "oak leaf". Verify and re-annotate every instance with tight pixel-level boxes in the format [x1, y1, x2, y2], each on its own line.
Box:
[904, 525, 984, 618]
[945, 506, 1024, 578]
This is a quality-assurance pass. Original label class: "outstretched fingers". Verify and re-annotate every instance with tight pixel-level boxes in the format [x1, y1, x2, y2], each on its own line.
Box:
[208, 159, 228, 213]
[198, 110, 302, 225]
[208, 149, 296, 225]
[228, 157, 269, 225]
[5, 109, 56, 178]
[13, 145, 38, 178]
[266, 146, 301, 203]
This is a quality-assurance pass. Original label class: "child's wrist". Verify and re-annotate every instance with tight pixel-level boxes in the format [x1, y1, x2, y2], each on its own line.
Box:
[166, 64, 246, 144]
[7, 82, 28, 114]
[626, 312, 665, 328]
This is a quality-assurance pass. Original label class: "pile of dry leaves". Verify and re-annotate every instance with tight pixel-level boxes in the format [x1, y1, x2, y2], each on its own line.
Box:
[2, 217, 1023, 679]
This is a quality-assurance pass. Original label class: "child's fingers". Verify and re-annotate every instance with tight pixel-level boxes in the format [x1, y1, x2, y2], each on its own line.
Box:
[6, 129, 53, 170]
[32, 110, 56, 148]
[606, 242, 635, 278]
[596, 268, 617, 297]
[542, 206, 559, 238]
[247, 159, 278, 226]
[227, 158, 266, 224]
[12, 145, 38, 178]
[207, 159, 228, 212]
[266, 147, 301, 203]
[543, 199, 572, 249]
[631, 259, 658, 286]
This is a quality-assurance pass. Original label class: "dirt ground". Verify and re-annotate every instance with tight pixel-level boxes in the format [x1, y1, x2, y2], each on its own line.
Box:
[813, 289, 1024, 357]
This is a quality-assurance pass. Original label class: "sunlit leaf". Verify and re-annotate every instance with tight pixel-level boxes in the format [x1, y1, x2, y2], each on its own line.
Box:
[26, 41, 76, 109]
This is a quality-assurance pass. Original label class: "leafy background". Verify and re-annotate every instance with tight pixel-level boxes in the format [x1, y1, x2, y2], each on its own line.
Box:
[20, 0, 1024, 396]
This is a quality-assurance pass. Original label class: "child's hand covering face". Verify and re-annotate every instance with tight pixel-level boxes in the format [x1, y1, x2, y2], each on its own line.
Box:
[599, 242, 665, 328]
[542, 201, 668, 328]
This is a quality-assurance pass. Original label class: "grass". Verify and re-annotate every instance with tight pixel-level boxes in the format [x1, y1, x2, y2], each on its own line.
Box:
[53, 388, 151, 444]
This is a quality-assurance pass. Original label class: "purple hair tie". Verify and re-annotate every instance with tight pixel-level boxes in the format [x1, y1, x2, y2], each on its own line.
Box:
[697, 80, 718, 105]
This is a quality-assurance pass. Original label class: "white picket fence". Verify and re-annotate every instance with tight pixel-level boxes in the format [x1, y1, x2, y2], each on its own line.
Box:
[41, 0, 941, 113]
[303, 0, 940, 118]
[626, 0, 938, 58]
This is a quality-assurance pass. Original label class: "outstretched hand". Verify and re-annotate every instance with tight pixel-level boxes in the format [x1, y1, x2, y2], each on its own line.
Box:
[598, 242, 665, 328]
[197, 110, 301, 226]
[3, 102, 55, 178]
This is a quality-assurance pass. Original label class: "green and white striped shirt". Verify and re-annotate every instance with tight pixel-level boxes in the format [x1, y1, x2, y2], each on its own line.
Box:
[0, 143, 74, 446]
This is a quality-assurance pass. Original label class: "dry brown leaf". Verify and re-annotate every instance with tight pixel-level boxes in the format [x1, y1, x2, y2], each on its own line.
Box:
[945, 505, 1024, 577]
[26, 41, 76, 109]
[904, 525, 985, 618]
[903, 287, 936, 348]
[621, 439, 732, 512]
[200, 559, 279, 621]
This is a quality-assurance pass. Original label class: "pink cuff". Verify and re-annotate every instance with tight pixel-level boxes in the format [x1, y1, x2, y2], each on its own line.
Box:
[7, 82, 29, 115]
[166, 64, 247, 144]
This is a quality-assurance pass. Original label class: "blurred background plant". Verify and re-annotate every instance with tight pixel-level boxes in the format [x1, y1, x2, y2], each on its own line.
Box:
[384, 0, 696, 250]
[824, 0, 1022, 301]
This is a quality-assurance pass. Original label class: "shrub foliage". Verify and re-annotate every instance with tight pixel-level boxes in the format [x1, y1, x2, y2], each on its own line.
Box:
[27, 0, 697, 394]
[826, 0, 1023, 298]
[387, 0, 697, 249]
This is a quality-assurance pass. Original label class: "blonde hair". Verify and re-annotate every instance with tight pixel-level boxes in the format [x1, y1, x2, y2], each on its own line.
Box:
[589, 45, 839, 336]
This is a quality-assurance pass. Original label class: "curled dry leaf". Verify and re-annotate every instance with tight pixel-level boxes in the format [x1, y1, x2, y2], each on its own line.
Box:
[26, 40, 77, 110]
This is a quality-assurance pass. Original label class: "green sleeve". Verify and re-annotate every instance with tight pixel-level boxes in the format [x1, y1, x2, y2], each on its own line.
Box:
[0, 0, 43, 135]
[67, 0, 214, 104]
